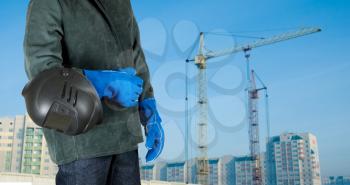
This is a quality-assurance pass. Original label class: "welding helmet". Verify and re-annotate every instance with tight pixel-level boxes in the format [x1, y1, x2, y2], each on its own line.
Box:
[22, 67, 103, 135]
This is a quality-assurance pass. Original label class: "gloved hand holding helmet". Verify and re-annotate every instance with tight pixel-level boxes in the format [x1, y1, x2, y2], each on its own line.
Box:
[83, 67, 143, 108]
[22, 67, 104, 136]
[84, 67, 164, 161]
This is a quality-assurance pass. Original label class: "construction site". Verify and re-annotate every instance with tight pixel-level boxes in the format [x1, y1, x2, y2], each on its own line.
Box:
[1, 0, 349, 185]
[0, 26, 324, 185]
[178, 27, 322, 185]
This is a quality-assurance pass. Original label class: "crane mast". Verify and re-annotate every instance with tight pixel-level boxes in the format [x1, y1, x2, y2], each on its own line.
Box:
[189, 27, 321, 185]
[245, 53, 262, 185]
[242, 52, 269, 185]
[195, 32, 209, 185]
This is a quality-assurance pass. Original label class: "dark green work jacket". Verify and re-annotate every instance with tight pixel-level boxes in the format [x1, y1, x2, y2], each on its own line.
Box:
[24, 0, 153, 165]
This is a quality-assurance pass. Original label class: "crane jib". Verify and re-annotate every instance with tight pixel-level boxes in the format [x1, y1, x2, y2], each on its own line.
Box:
[203, 27, 321, 60]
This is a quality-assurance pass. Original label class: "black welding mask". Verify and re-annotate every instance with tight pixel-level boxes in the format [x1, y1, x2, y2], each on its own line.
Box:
[22, 67, 103, 135]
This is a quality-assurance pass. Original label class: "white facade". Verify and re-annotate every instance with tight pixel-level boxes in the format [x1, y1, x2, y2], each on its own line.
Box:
[0, 172, 189, 185]
[166, 161, 192, 183]
[146, 156, 234, 185]
[0, 117, 19, 172]
[234, 154, 265, 185]
[0, 115, 58, 176]
[140, 162, 167, 181]
[208, 156, 234, 185]
[266, 133, 321, 185]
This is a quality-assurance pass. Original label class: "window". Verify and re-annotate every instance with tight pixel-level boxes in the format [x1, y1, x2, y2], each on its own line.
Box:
[33, 151, 41, 154]
[25, 151, 32, 154]
[36, 128, 43, 135]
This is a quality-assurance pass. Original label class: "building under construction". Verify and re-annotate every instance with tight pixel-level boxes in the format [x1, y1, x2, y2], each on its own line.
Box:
[186, 27, 321, 185]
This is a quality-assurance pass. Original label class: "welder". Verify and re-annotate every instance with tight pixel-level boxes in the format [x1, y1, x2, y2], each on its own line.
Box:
[23, 0, 164, 184]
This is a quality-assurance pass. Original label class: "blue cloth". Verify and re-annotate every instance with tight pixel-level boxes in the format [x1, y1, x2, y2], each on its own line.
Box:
[84, 67, 143, 107]
[139, 98, 164, 162]
[55, 150, 141, 185]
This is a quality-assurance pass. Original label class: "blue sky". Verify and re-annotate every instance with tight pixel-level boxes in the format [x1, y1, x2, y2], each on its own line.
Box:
[0, 0, 349, 176]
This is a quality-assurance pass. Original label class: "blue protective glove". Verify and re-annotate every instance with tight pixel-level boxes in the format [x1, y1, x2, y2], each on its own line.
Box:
[139, 98, 164, 162]
[84, 67, 144, 107]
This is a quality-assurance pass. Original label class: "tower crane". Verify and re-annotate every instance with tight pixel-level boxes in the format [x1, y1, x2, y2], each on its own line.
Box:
[186, 27, 321, 185]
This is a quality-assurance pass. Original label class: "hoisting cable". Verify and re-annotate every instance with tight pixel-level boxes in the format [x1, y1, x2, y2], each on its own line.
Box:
[252, 71, 270, 140]
[184, 33, 200, 184]
[203, 31, 265, 39]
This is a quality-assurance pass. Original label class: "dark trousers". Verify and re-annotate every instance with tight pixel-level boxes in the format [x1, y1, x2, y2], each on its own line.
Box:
[55, 150, 141, 185]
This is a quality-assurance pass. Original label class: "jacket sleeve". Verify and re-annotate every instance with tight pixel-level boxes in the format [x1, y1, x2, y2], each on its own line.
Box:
[132, 17, 154, 102]
[24, 0, 82, 80]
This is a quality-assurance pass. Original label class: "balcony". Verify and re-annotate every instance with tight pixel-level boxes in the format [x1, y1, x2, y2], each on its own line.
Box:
[33, 139, 42, 143]
[26, 132, 34, 136]
[31, 161, 41, 166]
[24, 154, 32, 158]
[22, 169, 31, 173]
[23, 161, 32, 165]
[33, 146, 42, 150]
[24, 146, 33, 150]
[31, 169, 40, 174]
[32, 154, 42, 158]
[25, 139, 33, 143]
